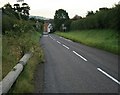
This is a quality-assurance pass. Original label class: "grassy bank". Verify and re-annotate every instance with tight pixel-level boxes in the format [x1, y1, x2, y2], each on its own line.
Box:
[56, 30, 119, 55]
[2, 31, 44, 93]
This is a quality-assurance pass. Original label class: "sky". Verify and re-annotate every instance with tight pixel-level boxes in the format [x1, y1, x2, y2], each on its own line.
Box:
[0, 0, 119, 19]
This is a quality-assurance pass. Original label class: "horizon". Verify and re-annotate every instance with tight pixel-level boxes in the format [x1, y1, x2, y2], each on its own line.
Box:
[0, 0, 120, 19]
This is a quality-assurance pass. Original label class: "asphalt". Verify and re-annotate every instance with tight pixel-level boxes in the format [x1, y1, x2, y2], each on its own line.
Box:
[40, 34, 119, 93]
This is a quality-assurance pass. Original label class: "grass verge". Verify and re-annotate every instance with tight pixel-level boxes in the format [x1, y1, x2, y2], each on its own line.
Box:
[2, 31, 44, 93]
[55, 29, 119, 55]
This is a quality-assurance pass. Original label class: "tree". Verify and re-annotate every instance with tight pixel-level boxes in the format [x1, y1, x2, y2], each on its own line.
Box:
[54, 9, 69, 31]
[13, 4, 21, 12]
[13, 3, 30, 20]
[72, 15, 82, 20]
[86, 11, 94, 17]
[2, 3, 13, 14]
[21, 3, 30, 16]
[3, 3, 12, 10]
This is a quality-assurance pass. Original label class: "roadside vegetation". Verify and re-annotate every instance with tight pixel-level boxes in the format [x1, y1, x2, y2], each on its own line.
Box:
[71, 5, 120, 31]
[55, 4, 119, 55]
[2, 3, 44, 93]
[56, 29, 119, 54]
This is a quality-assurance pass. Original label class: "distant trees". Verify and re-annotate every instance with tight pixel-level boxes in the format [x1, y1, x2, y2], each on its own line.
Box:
[21, 3, 30, 16]
[13, 3, 30, 20]
[54, 9, 70, 31]
[70, 4, 120, 31]
[72, 15, 82, 20]
[86, 11, 94, 17]
[2, 3, 32, 34]
[2, 2, 30, 20]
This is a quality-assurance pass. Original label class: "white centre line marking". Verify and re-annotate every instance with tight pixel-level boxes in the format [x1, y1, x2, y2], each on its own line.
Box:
[49, 36, 55, 40]
[73, 51, 87, 61]
[43, 35, 48, 37]
[97, 68, 120, 85]
[57, 41, 61, 44]
[62, 44, 69, 49]
[60, 36, 72, 42]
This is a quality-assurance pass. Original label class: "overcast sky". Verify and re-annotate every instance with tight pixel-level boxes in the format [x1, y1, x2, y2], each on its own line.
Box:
[0, 0, 119, 18]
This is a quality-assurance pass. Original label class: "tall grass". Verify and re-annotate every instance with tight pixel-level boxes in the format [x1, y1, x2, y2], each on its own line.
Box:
[56, 30, 119, 55]
[2, 31, 44, 93]
[2, 3, 44, 93]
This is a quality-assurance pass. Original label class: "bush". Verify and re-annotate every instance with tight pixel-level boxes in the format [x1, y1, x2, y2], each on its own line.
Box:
[70, 5, 120, 31]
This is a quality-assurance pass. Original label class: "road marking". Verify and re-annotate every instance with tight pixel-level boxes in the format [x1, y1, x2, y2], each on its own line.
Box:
[43, 35, 48, 37]
[97, 68, 120, 85]
[73, 51, 87, 61]
[62, 44, 69, 49]
[60, 36, 72, 42]
[49, 36, 55, 40]
[57, 41, 61, 44]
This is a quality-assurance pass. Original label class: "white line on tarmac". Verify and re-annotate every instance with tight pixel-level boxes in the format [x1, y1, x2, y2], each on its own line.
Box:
[60, 36, 72, 42]
[62, 44, 69, 49]
[73, 51, 87, 61]
[97, 68, 120, 85]
[49, 36, 55, 40]
[57, 41, 61, 44]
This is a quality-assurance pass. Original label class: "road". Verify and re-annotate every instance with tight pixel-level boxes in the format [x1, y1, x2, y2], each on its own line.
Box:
[40, 34, 119, 93]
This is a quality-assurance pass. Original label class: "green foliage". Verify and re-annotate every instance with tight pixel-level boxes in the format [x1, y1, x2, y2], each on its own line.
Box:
[3, 31, 44, 93]
[2, 3, 44, 93]
[2, 14, 17, 34]
[56, 30, 119, 55]
[86, 11, 94, 17]
[54, 9, 70, 31]
[70, 5, 120, 31]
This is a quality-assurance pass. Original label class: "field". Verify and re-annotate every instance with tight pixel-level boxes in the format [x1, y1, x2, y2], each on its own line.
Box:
[56, 30, 119, 55]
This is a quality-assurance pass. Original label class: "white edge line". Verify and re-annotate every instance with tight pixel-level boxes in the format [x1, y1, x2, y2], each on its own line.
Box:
[73, 51, 87, 61]
[97, 68, 120, 85]
[62, 44, 69, 49]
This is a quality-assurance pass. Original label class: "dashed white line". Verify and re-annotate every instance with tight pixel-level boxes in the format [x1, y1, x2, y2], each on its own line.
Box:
[49, 36, 55, 40]
[43, 35, 48, 37]
[73, 51, 87, 61]
[60, 36, 72, 42]
[97, 68, 120, 85]
[57, 41, 61, 44]
[62, 44, 69, 49]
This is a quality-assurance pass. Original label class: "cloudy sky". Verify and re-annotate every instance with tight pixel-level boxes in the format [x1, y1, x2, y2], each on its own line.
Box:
[0, 0, 119, 18]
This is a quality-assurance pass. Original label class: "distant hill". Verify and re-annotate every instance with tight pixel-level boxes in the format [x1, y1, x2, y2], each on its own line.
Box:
[29, 15, 50, 20]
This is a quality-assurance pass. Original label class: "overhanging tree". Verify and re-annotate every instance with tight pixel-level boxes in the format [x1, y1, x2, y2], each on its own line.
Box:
[54, 9, 69, 31]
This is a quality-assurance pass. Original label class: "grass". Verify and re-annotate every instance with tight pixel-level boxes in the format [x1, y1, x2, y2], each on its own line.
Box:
[55, 29, 119, 55]
[2, 30, 44, 93]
